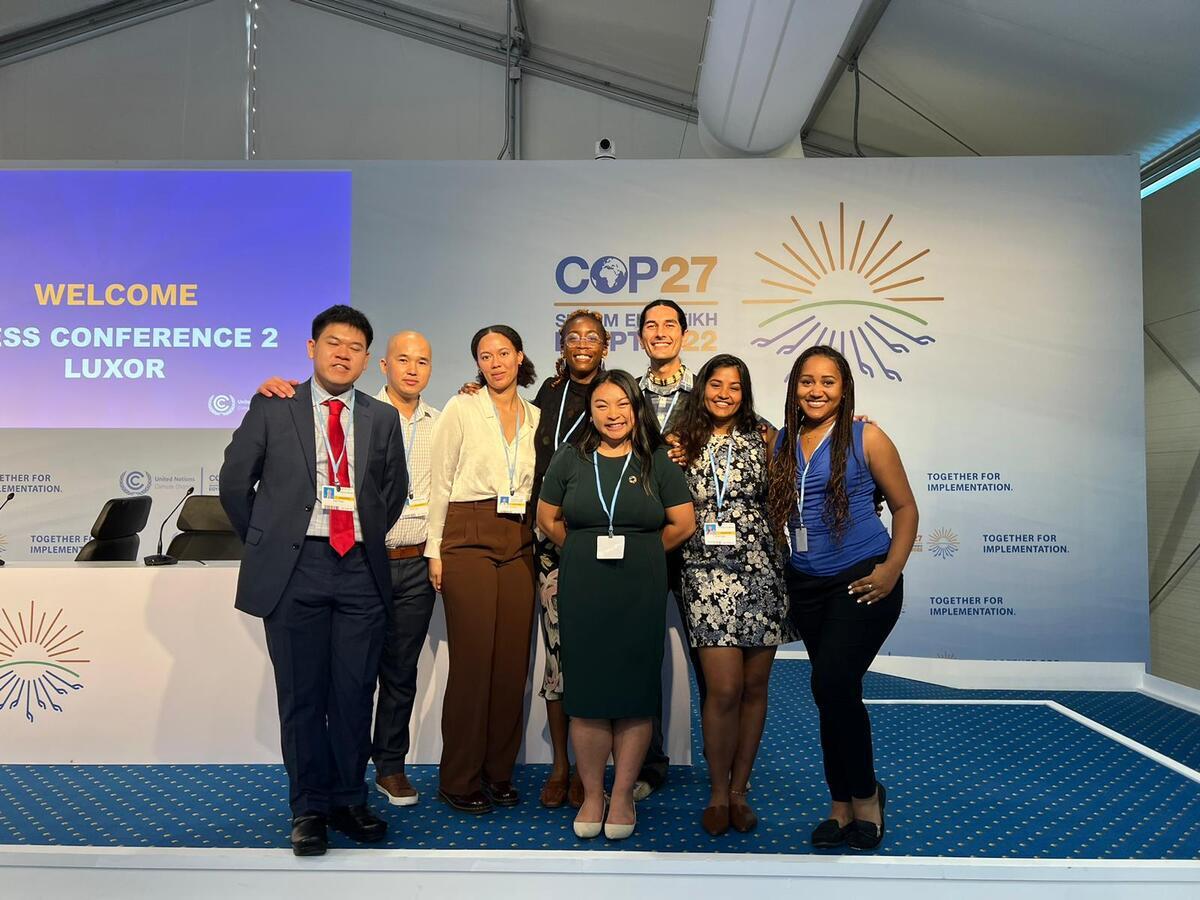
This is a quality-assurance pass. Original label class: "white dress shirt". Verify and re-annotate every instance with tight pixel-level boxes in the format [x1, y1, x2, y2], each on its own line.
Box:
[306, 379, 363, 542]
[425, 389, 539, 560]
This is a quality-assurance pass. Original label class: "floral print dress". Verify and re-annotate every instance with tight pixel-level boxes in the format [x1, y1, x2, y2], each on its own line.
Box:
[681, 428, 794, 648]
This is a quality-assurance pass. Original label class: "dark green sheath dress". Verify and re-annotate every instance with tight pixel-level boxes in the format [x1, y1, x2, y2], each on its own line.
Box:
[539, 444, 693, 719]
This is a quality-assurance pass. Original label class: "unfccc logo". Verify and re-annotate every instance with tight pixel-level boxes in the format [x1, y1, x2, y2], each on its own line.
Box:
[208, 393, 237, 416]
[119, 470, 151, 495]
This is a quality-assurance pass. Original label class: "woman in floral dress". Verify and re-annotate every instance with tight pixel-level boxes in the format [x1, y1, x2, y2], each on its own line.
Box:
[672, 354, 792, 837]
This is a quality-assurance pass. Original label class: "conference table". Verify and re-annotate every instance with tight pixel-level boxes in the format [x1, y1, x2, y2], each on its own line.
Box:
[0, 562, 693, 766]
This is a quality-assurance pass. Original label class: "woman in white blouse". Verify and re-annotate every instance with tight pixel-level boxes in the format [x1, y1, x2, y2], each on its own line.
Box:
[426, 325, 540, 814]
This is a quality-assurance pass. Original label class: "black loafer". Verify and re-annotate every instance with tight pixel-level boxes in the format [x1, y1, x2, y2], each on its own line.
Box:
[847, 781, 887, 850]
[290, 813, 328, 856]
[810, 817, 853, 848]
[482, 779, 520, 808]
[329, 804, 388, 843]
[438, 788, 493, 814]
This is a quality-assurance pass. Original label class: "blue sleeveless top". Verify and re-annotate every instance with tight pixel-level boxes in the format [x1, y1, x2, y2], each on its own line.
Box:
[787, 420, 891, 576]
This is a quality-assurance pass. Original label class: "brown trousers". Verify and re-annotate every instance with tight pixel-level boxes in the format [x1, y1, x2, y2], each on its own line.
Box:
[438, 500, 536, 795]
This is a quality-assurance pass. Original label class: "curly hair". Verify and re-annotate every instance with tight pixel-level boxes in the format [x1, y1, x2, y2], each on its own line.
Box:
[767, 346, 857, 544]
[552, 309, 610, 386]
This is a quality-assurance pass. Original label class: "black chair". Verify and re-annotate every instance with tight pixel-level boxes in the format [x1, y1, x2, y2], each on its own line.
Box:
[165, 495, 242, 561]
[76, 496, 152, 561]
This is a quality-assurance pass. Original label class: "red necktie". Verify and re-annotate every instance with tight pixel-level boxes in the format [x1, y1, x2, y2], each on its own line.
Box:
[325, 398, 354, 556]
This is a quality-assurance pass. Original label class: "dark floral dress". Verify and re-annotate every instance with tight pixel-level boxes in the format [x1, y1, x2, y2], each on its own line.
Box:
[681, 429, 794, 647]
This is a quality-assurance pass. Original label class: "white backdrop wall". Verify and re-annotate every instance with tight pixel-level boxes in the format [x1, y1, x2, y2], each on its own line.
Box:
[1143, 171, 1200, 690]
[0, 156, 1149, 665]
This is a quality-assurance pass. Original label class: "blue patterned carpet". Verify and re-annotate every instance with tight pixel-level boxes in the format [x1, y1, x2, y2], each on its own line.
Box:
[1, 660, 1198, 858]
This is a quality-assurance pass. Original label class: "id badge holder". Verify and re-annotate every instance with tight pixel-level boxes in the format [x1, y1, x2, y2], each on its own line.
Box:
[497, 494, 527, 515]
[703, 522, 737, 546]
[596, 534, 625, 559]
[406, 496, 430, 513]
[323, 484, 357, 512]
[793, 525, 808, 553]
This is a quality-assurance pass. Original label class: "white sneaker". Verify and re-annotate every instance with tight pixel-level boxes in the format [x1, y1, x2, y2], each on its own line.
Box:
[632, 780, 653, 802]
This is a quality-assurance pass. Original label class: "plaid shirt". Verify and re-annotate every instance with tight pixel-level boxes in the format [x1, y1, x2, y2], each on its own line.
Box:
[639, 364, 694, 433]
[374, 387, 439, 549]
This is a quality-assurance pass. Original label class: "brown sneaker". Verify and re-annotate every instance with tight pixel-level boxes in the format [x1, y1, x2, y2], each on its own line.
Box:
[567, 771, 585, 809]
[376, 771, 419, 807]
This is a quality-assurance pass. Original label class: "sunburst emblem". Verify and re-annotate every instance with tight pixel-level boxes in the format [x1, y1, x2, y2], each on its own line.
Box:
[744, 203, 943, 381]
[927, 528, 960, 560]
[0, 601, 89, 723]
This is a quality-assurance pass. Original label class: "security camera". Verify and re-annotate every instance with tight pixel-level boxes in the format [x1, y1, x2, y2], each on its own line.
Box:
[594, 138, 616, 160]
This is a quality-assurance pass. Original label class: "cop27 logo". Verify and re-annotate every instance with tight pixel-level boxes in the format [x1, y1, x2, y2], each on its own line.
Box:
[745, 203, 941, 381]
[0, 602, 88, 723]
[120, 469, 151, 495]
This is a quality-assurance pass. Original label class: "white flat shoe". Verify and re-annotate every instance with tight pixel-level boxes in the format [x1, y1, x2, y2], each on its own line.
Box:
[604, 810, 636, 840]
[573, 799, 607, 839]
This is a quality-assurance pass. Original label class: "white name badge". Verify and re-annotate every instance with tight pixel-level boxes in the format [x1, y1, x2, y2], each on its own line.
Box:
[497, 494, 527, 515]
[321, 484, 357, 512]
[793, 526, 808, 553]
[405, 496, 429, 512]
[596, 534, 625, 560]
[703, 522, 737, 546]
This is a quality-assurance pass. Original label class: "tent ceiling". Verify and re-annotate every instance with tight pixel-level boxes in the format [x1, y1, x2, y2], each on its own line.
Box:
[2, 0, 1198, 164]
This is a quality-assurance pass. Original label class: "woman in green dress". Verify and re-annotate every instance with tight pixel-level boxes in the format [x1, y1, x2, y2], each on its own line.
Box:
[537, 369, 695, 841]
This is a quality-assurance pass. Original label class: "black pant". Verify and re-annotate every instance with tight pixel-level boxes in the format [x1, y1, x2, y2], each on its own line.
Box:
[639, 548, 707, 787]
[371, 554, 437, 777]
[785, 555, 901, 802]
[263, 538, 387, 816]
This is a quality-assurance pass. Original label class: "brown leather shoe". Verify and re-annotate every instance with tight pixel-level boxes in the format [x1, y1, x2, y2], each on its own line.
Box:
[730, 797, 758, 833]
[482, 779, 520, 807]
[539, 772, 570, 809]
[376, 772, 419, 807]
[437, 788, 493, 814]
[701, 804, 730, 836]
[567, 771, 585, 809]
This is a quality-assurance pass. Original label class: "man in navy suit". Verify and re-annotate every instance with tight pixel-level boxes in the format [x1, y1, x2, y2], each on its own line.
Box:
[220, 305, 407, 856]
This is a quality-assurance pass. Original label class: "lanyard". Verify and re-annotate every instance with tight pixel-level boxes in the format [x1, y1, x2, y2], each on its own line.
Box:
[492, 399, 524, 495]
[555, 385, 585, 449]
[317, 395, 354, 488]
[707, 434, 734, 513]
[593, 451, 634, 537]
[403, 412, 420, 498]
[795, 422, 835, 527]
[658, 391, 681, 429]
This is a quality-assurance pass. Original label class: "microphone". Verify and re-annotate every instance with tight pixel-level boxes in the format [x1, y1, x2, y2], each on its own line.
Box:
[144, 486, 194, 567]
[0, 491, 12, 567]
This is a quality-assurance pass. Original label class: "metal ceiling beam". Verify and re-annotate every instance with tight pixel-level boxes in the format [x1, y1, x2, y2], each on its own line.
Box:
[799, 0, 892, 140]
[1140, 129, 1200, 195]
[0, 0, 214, 67]
[291, 0, 697, 122]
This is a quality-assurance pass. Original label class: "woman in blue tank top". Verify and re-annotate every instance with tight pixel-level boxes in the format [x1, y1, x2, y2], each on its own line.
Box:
[767, 346, 918, 851]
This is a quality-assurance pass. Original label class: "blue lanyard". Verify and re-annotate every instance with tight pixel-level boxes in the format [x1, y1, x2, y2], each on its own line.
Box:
[316, 393, 354, 488]
[707, 434, 734, 513]
[555, 385, 585, 449]
[403, 412, 420, 498]
[795, 422, 834, 527]
[657, 391, 680, 429]
[593, 451, 633, 537]
[492, 399, 524, 495]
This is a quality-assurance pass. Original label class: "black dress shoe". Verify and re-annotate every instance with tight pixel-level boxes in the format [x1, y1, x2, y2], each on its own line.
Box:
[482, 779, 520, 807]
[438, 788, 493, 814]
[810, 817, 853, 848]
[329, 804, 388, 843]
[290, 814, 328, 856]
[847, 781, 887, 850]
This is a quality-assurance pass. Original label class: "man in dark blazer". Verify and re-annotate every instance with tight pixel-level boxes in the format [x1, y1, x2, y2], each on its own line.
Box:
[220, 304, 407, 856]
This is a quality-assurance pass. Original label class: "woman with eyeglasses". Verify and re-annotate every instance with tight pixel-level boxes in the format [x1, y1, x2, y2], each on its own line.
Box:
[529, 309, 610, 809]
[537, 370, 695, 841]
